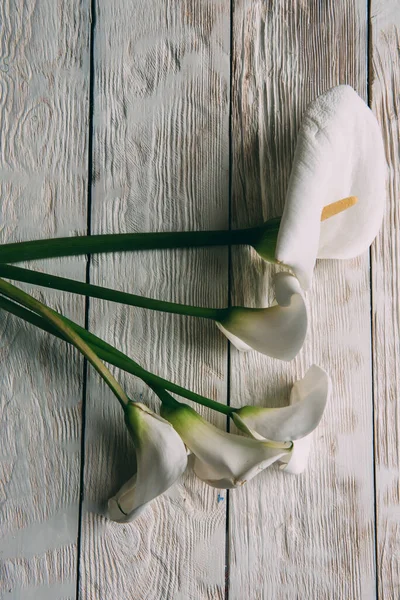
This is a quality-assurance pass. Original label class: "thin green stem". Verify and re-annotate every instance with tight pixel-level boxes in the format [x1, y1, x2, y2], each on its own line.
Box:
[0, 227, 259, 263]
[0, 264, 226, 320]
[0, 279, 129, 408]
[0, 294, 234, 416]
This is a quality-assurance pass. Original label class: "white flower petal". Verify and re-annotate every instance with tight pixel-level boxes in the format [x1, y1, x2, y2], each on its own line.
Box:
[161, 402, 289, 489]
[216, 272, 307, 361]
[107, 402, 187, 522]
[108, 474, 149, 522]
[279, 365, 331, 474]
[279, 435, 313, 475]
[276, 85, 387, 289]
[233, 365, 331, 442]
[216, 323, 253, 352]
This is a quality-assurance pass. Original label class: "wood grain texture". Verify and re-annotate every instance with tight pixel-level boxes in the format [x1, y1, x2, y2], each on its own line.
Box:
[370, 2, 400, 598]
[79, 1, 230, 598]
[2, 1, 399, 597]
[0, 0, 90, 598]
[229, 2, 376, 598]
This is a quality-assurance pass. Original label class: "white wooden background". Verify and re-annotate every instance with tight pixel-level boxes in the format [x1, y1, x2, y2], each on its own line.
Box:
[0, 1, 398, 599]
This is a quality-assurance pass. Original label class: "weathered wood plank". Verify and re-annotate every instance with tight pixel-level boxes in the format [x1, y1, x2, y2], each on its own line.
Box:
[79, 1, 230, 598]
[0, 0, 90, 597]
[370, 2, 400, 598]
[229, 2, 376, 598]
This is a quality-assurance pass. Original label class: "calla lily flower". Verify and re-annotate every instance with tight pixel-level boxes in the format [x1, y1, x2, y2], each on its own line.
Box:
[108, 402, 187, 522]
[216, 272, 307, 361]
[274, 85, 386, 289]
[233, 365, 331, 474]
[161, 400, 290, 489]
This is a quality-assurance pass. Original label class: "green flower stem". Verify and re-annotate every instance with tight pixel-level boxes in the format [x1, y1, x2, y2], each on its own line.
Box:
[0, 222, 277, 263]
[0, 279, 129, 409]
[0, 294, 234, 417]
[0, 264, 226, 320]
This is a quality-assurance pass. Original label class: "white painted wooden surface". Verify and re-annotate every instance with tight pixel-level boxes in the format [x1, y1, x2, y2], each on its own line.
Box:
[0, 1, 399, 599]
[370, 2, 400, 598]
[0, 1, 90, 598]
[229, 2, 376, 599]
[80, 1, 230, 599]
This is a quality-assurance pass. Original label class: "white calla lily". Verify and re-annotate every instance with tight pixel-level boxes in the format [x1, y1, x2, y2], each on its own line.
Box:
[161, 400, 290, 489]
[108, 402, 187, 522]
[275, 85, 386, 289]
[233, 365, 331, 474]
[216, 272, 307, 360]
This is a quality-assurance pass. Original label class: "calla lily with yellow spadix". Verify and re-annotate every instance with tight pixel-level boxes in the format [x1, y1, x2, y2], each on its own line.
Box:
[1, 87, 384, 276]
[233, 365, 331, 474]
[274, 84, 386, 289]
[160, 398, 290, 489]
[108, 401, 187, 522]
[216, 272, 307, 361]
